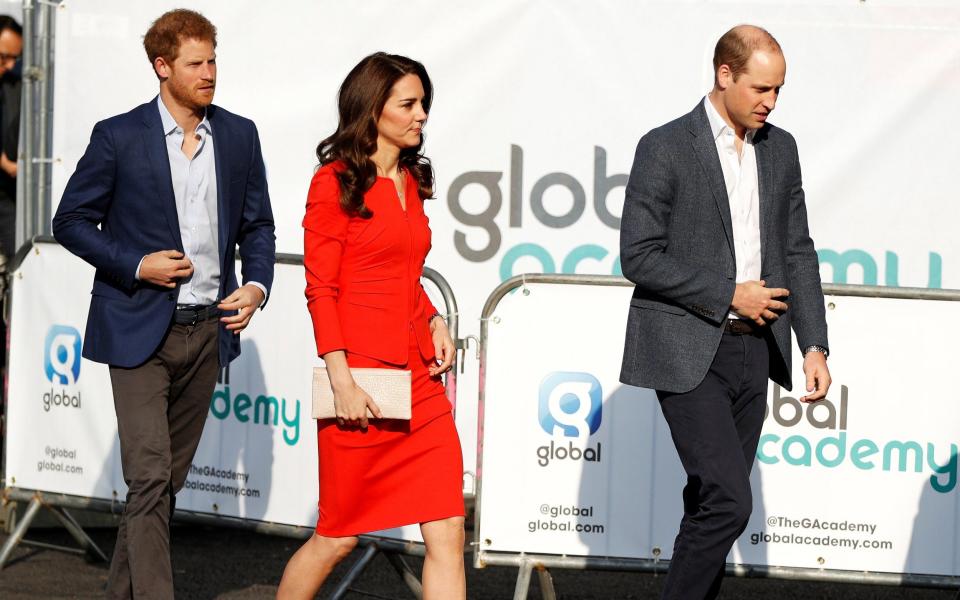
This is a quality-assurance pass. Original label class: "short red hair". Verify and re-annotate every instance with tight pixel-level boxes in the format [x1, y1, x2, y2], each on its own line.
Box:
[143, 9, 216, 74]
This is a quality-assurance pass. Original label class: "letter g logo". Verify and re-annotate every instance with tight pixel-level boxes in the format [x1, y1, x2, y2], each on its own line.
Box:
[538, 372, 602, 438]
[44, 325, 82, 385]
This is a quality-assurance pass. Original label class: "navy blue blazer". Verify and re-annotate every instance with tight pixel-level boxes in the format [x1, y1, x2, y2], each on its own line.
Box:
[52, 99, 276, 368]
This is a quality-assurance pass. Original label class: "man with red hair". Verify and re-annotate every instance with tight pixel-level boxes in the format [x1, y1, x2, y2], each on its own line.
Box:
[53, 10, 275, 598]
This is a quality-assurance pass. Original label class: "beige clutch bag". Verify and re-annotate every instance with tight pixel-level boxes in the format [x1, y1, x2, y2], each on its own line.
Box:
[311, 367, 412, 420]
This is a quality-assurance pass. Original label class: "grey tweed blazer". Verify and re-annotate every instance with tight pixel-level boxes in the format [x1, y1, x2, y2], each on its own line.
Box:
[619, 102, 828, 394]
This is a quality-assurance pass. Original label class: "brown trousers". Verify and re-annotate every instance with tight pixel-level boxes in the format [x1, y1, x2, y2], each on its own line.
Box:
[105, 319, 220, 600]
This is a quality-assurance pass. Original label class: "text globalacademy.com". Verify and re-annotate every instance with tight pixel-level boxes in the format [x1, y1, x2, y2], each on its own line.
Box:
[751, 513, 892, 551]
[184, 463, 260, 498]
[749, 531, 892, 551]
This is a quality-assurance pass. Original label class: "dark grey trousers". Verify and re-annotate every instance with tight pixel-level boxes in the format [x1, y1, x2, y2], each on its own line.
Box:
[656, 331, 770, 600]
[105, 319, 220, 600]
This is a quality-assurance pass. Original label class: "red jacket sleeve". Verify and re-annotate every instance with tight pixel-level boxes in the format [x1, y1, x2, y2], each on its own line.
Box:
[303, 168, 349, 357]
[416, 280, 440, 325]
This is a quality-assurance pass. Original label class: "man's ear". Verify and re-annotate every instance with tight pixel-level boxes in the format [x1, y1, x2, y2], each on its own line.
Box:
[716, 64, 732, 91]
[154, 56, 170, 80]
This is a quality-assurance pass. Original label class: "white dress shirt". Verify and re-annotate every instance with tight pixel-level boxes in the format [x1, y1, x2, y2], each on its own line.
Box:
[703, 96, 762, 319]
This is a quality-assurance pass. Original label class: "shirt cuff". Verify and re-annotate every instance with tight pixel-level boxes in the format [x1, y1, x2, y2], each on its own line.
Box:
[246, 281, 268, 307]
[134, 256, 146, 281]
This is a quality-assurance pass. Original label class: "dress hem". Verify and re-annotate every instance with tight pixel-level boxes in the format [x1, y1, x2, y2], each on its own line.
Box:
[314, 507, 466, 538]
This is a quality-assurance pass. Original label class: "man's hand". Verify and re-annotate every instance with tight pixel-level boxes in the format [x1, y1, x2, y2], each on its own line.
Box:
[218, 284, 265, 334]
[800, 351, 831, 403]
[139, 250, 193, 288]
[731, 280, 790, 326]
[0, 152, 16, 178]
[428, 317, 455, 377]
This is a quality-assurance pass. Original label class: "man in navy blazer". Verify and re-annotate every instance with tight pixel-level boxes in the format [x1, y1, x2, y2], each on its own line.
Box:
[52, 10, 274, 599]
[620, 25, 830, 599]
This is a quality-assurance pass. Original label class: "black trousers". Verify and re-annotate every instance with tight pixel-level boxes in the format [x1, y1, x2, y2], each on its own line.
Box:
[105, 319, 220, 600]
[656, 331, 770, 600]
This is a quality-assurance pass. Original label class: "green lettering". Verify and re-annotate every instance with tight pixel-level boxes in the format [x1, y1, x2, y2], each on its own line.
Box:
[562, 244, 608, 274]
[282, 399, 301, 446]
[500, 243, 555, 282]
[817, 249, 877, 285]
[882, 440, 923, 472]
[783, 435, 812, 466]
[234, 393, 251, 423]
[851, 439, 879, 469]
[927, 444, 958, 494]
[210, 386, 230, 420]
[254, 395, 279, 426]
[757, 433, 780, 464]
[815, 432, 846, 467]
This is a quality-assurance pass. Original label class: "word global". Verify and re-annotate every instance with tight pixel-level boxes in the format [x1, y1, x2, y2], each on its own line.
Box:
[43, 388, 81, 412]
[536, 440, 602, 467]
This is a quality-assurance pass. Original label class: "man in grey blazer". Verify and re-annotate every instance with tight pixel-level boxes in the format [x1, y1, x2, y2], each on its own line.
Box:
[619, 25, 831, 599]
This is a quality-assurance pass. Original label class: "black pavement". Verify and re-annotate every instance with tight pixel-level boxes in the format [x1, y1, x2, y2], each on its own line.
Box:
[0, 521, 957, 599]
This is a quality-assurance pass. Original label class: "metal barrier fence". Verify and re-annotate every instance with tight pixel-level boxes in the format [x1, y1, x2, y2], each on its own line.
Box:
[473, 273, 960, 600]
[0, 239, 463, 600]
[16, 0, 58, 252]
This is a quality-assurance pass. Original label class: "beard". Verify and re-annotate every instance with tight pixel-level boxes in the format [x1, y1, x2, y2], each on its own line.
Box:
[166, 75, 215, 111]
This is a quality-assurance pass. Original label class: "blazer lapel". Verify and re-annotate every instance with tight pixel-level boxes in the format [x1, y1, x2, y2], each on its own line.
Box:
[754, 127, 775, 275]
[141, 102, 183, 252]
[208, 106, 229, 273]
[689, 105, 735, 259]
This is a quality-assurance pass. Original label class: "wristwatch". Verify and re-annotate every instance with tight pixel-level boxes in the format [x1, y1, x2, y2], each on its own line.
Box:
[803, 345, 829, 359]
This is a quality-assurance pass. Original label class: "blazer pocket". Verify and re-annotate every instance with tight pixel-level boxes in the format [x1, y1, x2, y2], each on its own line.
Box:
[93, 277, 142, 299]
[630, 297, 686, 315]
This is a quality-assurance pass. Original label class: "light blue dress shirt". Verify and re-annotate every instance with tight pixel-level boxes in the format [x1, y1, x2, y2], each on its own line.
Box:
[135, 97, 266, 308]
[157, 96, 221, 305]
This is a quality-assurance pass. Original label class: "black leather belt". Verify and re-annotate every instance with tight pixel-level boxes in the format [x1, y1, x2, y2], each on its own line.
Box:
[174, 303, 220, 326]
[724, 318, 763, 336]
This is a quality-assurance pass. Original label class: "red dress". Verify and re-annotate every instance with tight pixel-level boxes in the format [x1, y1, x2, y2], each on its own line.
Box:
[303, 163, 464, 536]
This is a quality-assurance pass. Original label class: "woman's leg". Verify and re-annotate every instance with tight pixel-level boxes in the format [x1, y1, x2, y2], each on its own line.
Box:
[276, 533, 358, 599]
[420, 516, 466, 600]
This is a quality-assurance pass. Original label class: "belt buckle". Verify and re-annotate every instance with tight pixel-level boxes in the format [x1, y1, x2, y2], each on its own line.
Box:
[187, 309, 200, 326]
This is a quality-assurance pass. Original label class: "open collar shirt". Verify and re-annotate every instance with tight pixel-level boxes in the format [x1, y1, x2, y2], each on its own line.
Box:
[703, 96, 762, 318]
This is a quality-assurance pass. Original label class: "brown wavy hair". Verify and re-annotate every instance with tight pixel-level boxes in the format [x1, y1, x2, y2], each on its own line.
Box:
[317, 53, 434, 218]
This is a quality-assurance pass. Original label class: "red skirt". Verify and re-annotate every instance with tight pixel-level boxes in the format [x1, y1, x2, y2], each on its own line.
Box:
[314, 330, 464, 537]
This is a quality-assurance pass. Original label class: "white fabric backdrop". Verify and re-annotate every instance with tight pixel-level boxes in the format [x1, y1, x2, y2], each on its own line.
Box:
[46, 0, 960, 490]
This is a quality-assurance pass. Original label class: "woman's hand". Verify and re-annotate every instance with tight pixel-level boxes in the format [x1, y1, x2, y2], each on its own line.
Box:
[333, 381, 382, 429]
[428, 316, 455, 377]
[323, 350, 382, 429]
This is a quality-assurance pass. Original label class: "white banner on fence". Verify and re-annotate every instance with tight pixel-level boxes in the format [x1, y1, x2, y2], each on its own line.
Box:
[477, 281, 960, 576]
[4, 242, 450, 540]
[47, 1, 960, 495]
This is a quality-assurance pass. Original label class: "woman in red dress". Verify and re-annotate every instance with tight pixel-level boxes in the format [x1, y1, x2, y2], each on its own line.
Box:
[277, 53, 465, 599]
